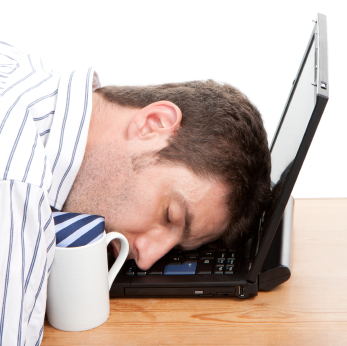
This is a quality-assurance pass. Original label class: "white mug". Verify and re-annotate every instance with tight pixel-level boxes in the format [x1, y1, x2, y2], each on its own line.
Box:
[46, 232, 129, 331]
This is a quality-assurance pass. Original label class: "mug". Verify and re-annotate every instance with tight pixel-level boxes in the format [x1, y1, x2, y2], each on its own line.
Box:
[46, 232, 129, 331]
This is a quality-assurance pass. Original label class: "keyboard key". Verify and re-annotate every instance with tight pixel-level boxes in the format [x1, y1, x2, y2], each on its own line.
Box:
[199, 251, 215, 260]
[216, 251, 227, 259]
[184, 250, 199, 257]
[225, 265, 234, 274]
[164, 262, 197, 275]
[183, 255, 198, 263]
[137, 271, 147, 276]
[214, 265, 224, 274]
[166, 256, 183, 265]
[125, 267, 136, 276]
[228, 252, 236, 259]
[226, 259, 234, 265]
[196, 259, 213, 274]
[168, 250, 184, 257]
[147, 261, 166, 275]
[216, 259, 225, 265]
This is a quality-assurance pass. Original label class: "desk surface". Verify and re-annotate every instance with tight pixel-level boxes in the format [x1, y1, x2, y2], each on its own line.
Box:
[42, 198, 347, 346]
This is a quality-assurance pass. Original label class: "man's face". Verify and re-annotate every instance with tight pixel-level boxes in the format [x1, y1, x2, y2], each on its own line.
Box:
[63, 96, 230, 270]
[104, 163, 230, 270]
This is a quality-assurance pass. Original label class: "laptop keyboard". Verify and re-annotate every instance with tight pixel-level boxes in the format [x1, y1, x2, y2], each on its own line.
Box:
[124, 248, 237, 276]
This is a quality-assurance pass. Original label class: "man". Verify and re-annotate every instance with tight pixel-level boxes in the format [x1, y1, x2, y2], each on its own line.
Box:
[0, 42, 270, 345]
[65, 83, 272, 270]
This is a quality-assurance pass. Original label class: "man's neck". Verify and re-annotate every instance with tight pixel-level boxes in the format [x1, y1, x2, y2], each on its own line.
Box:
[87, 92, 139, 151]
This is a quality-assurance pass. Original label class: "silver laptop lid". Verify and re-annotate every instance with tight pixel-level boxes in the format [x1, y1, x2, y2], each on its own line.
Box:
[247, 13, 329, 283]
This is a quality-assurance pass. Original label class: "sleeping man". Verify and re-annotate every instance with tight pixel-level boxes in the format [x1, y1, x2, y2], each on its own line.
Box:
[0, 42, 270, 345]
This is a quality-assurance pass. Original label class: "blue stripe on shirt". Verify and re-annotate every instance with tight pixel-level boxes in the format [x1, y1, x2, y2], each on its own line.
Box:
[0, 41, 14, 47]
[0, 181, 15, 344]
[3, 84, 56, 180]
[24, 192, 44, 293]
[53, 68, 91, 207]
[17, 184, 31, 346]
[35, 323, 44, 346]
[39, 129, 50, 136]
[0, 52, 20, 76]
[23, 132, 38, 182]
[0, 54, 35, 135]
[46, 236, 55, 253]
[50, 71, 75, 175]
[1, 53, 33, 97]
[28, 260, 47, 324]
[43, 212, 52, 232]
[33, 110, 55, 121]
[39, 156, 47, 189]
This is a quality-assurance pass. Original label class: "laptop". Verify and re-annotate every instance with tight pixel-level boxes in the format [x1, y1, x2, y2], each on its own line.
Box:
[109, 13, 329, 299]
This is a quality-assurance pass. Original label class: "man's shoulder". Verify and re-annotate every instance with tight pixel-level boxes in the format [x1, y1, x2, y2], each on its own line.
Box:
[0, 41, 56, 192]
[0, 41, 60, 99]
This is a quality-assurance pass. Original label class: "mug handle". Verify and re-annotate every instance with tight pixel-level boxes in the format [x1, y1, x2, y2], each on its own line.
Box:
[105, 232, 129, 291]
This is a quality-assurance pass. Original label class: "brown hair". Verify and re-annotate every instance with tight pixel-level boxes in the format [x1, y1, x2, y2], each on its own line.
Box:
[95, 80, 271, 247]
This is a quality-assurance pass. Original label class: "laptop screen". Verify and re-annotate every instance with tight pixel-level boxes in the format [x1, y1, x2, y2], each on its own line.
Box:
[270, 35, 316, 186]
[247, 14, 328, 283]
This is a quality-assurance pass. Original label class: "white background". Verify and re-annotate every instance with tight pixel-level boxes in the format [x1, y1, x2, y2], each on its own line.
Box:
[1, 0, 345, 198]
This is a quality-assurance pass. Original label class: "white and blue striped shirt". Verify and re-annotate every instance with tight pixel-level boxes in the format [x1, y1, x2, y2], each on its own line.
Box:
[0, 42, 94, 346]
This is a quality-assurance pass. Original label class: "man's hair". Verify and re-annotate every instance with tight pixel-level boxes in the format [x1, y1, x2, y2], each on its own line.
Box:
[95, 80, 271, 247]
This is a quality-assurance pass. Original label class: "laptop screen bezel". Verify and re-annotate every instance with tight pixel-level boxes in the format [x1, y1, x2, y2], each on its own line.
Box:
[247, 13, 329, 283]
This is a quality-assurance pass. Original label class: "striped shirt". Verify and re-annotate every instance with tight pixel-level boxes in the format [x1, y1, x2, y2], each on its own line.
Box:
[0, 42, 94, 346]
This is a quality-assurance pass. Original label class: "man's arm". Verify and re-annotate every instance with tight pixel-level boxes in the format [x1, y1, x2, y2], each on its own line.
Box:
[0, 41, 58, 346]
[0, 180, 55, 346]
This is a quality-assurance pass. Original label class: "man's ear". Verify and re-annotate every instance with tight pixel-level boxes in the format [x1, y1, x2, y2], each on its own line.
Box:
[128, 101, 182, 140]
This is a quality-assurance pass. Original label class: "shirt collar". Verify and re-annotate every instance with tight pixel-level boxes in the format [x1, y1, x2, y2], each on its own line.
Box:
[46, 67, 94, 210]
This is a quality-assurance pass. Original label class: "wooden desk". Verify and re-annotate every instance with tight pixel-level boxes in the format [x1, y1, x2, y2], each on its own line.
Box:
[42, 199, 347, 346]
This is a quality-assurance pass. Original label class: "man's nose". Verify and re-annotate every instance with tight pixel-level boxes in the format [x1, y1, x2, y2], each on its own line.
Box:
[133, 232, 178, 271]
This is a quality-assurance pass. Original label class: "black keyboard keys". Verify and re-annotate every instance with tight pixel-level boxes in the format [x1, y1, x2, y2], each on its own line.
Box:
[199, 250, 215, 260]
[216, 250, 227, 259]
[164, 262, 197, 275]
[224, 265, 234, 274]
[214, 265, 224, 274]
[166, 256, 183, 265]
[226, 258, 235, 265]
[125, 260, 137, 276]
[147, 260, 166, 275]
[124, 248, 237, 276]
[125, 266, 136, 276]
[196, 259, 213, 274]
[183, 255, 198, 263]
[164, 251, 197, 275]
[223, 250, 236, 274]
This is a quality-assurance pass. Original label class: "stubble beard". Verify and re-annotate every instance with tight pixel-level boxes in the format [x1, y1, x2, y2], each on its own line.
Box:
[62, 144, 156, 261]
[63, 142, 139, 232]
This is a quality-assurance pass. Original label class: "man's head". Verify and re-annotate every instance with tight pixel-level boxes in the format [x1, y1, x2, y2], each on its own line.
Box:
[63, 80, 271, 270]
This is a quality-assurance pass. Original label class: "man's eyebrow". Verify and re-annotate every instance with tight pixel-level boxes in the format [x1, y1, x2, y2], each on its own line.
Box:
[174, 192, 194, 243]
